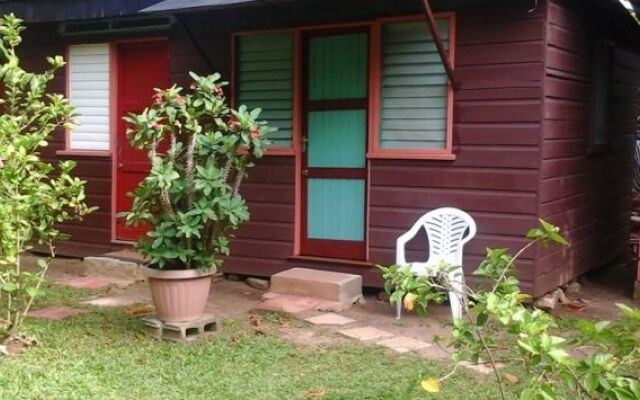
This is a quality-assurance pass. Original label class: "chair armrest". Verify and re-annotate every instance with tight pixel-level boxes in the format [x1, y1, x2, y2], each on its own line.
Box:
[395, 233, 411, 265]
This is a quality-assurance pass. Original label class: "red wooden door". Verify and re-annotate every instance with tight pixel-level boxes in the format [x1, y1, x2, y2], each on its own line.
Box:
[115, 41, 169, 241]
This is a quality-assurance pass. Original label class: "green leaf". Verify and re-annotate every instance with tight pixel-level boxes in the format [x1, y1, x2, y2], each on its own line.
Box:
[476, 312, 488, 326]
[2, 282, 18, 292]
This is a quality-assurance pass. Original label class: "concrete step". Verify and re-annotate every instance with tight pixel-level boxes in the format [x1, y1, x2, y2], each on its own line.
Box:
[270, 267, 362, 305]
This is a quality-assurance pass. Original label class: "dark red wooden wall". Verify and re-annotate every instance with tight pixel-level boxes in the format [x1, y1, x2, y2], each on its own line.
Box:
[14, 0, 640, 295]
[168, 1, 547, 291]
[19, 23, 122, 257]
[535, 0, 640, 295]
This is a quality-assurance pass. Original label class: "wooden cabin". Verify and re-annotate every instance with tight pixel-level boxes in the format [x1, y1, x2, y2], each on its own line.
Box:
[3, 0, 640, 296]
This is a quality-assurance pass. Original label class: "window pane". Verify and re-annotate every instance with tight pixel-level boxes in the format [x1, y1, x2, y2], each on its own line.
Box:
[307, 178, 365, 241]
[307, 110, 367, 168]
[68, 43, 111, 151]
[308, 33, 368, 100]
[237, 32, 294, 148]
[380, 19, 450, 150]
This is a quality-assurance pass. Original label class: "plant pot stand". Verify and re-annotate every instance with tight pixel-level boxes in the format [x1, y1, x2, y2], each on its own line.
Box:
[142, 313, 220, 343]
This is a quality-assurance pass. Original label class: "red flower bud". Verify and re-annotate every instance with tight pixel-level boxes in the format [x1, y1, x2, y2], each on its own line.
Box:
[190, 82, 197, 90]
[227, 117, 239, 131]
[213, 86, 224, 97]
[152, 92, 164, 105]
[250, 127, 261, 140]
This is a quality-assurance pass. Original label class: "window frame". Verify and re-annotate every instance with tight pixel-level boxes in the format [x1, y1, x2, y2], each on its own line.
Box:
[368, 13, 456, 160]
[58, 42, 114, 158]
[230, 13, 456, 159]
[588, 38, 614, 153]
[231, 29, 301, 156]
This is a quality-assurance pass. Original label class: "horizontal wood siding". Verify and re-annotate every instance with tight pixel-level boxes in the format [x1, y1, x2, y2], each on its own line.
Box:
[18, 24, 121, 257]
[158, 1, 545, 287]
[536, 0, 640, 295]
[370, 2, 545, 293]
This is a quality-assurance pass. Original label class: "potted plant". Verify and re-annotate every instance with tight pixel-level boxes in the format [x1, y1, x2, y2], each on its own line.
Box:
[124, 72, 270, 322]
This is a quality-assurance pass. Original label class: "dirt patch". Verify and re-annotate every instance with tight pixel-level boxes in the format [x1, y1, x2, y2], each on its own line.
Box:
[552, 265, 640, 321]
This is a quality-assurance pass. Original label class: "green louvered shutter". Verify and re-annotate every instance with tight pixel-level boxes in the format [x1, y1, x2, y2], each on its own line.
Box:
[236, 32, 294, 148]
[380, 19, 450, 150]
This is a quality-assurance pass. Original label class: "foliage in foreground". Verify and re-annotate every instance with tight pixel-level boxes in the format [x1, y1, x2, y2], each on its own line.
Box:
[124, 72, 272, 270]
[381, 220, 640, 400]
[0, 14, 93, 344]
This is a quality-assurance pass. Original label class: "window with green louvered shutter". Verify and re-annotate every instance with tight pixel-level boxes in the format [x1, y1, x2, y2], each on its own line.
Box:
[235, 32, 294, 148]
[380, 19, 451, 150]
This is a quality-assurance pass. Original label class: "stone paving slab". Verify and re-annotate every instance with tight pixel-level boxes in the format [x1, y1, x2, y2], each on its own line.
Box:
[305, 313, 356, 326]
[271, 268, 362, 304]
[27, 306, 87, 320]
[56, 276, 112, 289]
[460, 361, 505, 375]
[377, 336, 432, 353]
[81, 296, 139, 308]
[256, 293, 346, 314]
[338, 326, 394, 341]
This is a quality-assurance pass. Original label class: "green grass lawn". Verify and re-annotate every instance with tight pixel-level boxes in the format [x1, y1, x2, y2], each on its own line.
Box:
[0, 285, 519, 400]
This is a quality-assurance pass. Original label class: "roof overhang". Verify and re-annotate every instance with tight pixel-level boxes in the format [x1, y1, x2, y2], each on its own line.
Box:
[139, 0, 518, 14]
[140, 0, 262, 13]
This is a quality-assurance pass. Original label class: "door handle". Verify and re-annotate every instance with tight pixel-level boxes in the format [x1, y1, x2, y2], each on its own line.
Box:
[302, 169, 309, 176]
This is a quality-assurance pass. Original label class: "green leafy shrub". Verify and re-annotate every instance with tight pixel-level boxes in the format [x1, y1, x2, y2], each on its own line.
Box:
[0, 14, 94, 344]
[381, 220, 640, 399]
[124, 72, 272, 270]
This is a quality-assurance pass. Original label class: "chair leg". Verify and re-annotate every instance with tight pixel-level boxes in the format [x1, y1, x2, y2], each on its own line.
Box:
[448, 290, 463, 320]
[448, 273, 467, 320]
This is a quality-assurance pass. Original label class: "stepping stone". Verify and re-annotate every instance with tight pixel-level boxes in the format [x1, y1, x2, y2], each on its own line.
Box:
[460, 361, 505, 375]
[28, 306, 87, 320]
[305, 313, 356, 326]
[338, 326, 394, 341]
[256, 293, 345, 314]
[56, 276, 112, 289]
[81, 296, 138, 307]
[246, 277, 270, 291]
[271, 268, 362, 305]
[377, 336, 432, 353]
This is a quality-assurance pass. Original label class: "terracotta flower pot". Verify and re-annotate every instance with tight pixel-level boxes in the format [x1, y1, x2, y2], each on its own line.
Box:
[144, 267, 215, 322]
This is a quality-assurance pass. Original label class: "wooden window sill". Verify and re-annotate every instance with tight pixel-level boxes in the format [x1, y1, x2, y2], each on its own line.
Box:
[56, 150, 112, 158]
[237, 147, 295, 156]
[111, 239, 136, 246]
[265, 148, 295, 156]
[367, 152, 456, 161]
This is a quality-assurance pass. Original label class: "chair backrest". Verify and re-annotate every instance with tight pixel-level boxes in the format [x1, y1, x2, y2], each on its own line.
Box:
[398, 207, 477, 270]
[423, 208, 476, 267]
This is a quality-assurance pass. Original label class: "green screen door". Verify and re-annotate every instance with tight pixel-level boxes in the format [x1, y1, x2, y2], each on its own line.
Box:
[301, 30, 368, 260]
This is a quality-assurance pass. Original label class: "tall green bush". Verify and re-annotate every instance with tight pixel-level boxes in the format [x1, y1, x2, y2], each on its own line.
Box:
[0, 14, 94, 345]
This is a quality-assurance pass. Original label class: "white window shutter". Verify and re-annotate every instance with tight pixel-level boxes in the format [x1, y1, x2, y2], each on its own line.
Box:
[380, 20, 450, 150]
[68, 44, 111, 151]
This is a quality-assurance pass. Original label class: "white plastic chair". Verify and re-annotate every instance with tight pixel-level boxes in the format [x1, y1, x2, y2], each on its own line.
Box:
[395, 207, 477, 320]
